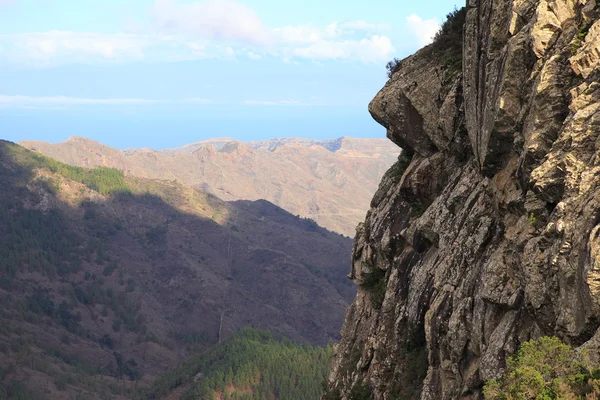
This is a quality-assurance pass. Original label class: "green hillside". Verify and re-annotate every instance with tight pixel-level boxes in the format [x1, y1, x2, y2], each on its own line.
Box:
[0, 140, 129, 283]
[144, 328, 332, 400]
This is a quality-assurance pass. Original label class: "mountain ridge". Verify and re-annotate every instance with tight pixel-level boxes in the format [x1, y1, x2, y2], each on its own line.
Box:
[20, 136, 400, 237]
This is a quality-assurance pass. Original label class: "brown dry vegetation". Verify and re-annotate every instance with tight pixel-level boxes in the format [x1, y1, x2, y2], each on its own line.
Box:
[0, 140, 353, 399]
[20, 136, 400, 237]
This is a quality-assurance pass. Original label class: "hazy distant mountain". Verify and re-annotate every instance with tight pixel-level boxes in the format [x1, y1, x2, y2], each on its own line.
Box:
[20, 136, 400, 236]
[0, 141, 353, 398]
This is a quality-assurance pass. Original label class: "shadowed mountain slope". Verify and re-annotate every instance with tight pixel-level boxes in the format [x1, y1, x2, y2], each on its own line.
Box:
[0, 140, 353, 399]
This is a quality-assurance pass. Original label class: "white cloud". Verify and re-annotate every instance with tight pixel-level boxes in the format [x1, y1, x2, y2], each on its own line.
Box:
[0, 95, 215, 108]
[0, 95, 163, 108]
[187, 41, 207, 57]
[406, 14, 440, 46]
[338, 20, 390, 32]
[151, 0, 272, 46]
[0, 31, 242, 65]
[1, 31, 149, 65]
[243, 99, 304, 106]
[181, 98, 212, 104]
[0, 28, 395, 65]
[0, 1, 395, 66]
[291, 35, 394, 62]
[273, 20, 388, 44]
[271, 21, 394, 62]
[274, 25, 324, 43]
[148, 0, 393, 62]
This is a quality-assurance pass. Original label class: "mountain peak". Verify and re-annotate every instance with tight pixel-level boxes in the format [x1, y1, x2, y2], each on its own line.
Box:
[65, 136, 104, 146]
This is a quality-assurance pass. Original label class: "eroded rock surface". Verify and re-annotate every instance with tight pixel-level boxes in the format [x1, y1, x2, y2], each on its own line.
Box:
[325, 1, 600, 399]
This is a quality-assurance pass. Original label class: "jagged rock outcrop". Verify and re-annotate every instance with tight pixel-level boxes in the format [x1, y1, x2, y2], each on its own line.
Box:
[325, 1, 600, 399]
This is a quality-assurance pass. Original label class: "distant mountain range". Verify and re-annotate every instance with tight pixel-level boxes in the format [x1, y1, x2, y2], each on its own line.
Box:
[20, 136, 400, 237]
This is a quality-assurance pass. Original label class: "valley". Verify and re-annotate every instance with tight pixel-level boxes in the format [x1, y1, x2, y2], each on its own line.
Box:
[0, 140, 358, 399]
[5, 0, 600, 398]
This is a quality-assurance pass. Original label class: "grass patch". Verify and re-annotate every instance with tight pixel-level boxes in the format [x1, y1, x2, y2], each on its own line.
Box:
[571, 22, 592, 55]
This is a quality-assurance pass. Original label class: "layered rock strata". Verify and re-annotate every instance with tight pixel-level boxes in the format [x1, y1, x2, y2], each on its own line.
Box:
[326, 1, 600, 398]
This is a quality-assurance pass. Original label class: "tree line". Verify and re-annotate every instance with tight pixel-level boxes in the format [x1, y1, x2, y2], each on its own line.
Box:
[143, 328, 332, 400]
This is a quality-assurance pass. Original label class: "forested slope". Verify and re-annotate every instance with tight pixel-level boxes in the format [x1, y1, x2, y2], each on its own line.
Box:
[145, 329, 331, 400]
[0, 140, 352, 398]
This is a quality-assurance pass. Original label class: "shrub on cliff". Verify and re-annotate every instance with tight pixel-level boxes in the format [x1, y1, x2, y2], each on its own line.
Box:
[386, 58, 402, 78]
[386, 7, 466, 79]
[434, 7, 466, 79]
[432, 7, 466, 51]
[484, 336, 600, 400]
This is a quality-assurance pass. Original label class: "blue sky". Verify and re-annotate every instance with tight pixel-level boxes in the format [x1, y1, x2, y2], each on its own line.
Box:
[0, 0, 462, 149]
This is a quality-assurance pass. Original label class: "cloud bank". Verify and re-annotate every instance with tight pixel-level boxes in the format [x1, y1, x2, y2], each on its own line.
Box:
[0, 94, 320, 109]
[0, 95, 163, 108]
[0, 0, 404, 66]
[0, 95, 215, 108]
[151, 0, 272, 46]
[243, 99, 304, 106]
[406, 14, 440, 46]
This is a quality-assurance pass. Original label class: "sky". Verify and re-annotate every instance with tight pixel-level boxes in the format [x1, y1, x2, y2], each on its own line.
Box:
[0, 0, 462, 149]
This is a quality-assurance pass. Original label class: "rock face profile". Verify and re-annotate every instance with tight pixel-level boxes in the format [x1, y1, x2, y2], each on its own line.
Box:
[325, 1, 600, 399]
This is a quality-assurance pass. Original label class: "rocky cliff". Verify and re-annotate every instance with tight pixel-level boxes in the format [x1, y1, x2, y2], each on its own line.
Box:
[325, 1, 600, 399]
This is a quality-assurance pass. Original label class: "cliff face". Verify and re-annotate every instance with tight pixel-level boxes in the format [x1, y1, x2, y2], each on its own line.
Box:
[326, 1, 600, 399]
